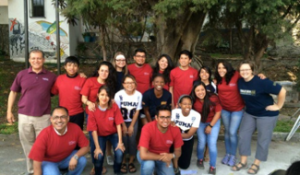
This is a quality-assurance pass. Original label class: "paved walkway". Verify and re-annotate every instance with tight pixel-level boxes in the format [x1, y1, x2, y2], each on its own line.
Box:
[0, 134, 299, 175]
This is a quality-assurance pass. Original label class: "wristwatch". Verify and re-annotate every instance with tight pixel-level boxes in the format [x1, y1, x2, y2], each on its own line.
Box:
[73, 155, 79, 160]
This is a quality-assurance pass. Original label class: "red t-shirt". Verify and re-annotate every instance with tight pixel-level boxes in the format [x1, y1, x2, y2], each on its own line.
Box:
[128, 64, 153, 94]
[217, 71, 244, 111]
[51, 74, 86, 116]
[170, 67, 198, 105]
[80, 77, 104, 114]
[29, 123, 89, 162]
[193, 95, 222, 123]
[87, 103, 124, 136]
[138, 120, 183, 154]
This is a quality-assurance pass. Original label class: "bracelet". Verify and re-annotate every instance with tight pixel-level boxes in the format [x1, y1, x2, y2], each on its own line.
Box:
[207, 124, 213, 128]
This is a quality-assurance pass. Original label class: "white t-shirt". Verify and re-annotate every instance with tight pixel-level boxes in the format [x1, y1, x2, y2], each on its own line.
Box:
[114, 89, 142, 122]
[171, 108, 201, 141]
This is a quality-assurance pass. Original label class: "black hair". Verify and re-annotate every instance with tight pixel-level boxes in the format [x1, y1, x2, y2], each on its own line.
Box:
[198, 65, 213, 83]
[179, 50, 192, 60]
[92, 61, 117, 95]
[134, 48, 146, 56]
[156, 105, 172, 116]
[64, 56, 80, 66]
[214, 61, 235, 85]
[151, 74, 166, 83]
[96, 85, 113, 109]
[29, 49, 45, 58]
[190, 81, 216, 122]
[51, 106, 69, 116]
[152, 54, 174, 85]
[286, 161, 300, 175]
[178, 95, 193, 105]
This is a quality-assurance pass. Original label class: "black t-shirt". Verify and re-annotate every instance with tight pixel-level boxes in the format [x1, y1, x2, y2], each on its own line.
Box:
[142, 88, 172, 119]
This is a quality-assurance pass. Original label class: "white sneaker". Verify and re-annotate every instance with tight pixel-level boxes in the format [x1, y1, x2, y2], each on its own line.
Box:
[106, 155, 114, 165]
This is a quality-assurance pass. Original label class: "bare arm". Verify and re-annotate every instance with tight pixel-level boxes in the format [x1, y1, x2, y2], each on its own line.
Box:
[81, 95, 95, 112]
[139, 146, 162, 161]
[169, 86, 174, 109]
[181, 127, 198, 139]
[144, 107, 152, 122]
[92, 131, 102, 159]
[128, 110, 140, 136]
[33, 161, 42, 175]
[266, 87, 286, 111]
[115, 124, 125, 152]
[7, 91, 17, 124]
[205, 111, 221, 134]
[69, 146, 89, 170]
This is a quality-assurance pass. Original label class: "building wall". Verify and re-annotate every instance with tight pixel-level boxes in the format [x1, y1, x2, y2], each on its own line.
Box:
[0, 6, 8, 24]
[0, 0, 8, 6]
[8, 0, 72, 61]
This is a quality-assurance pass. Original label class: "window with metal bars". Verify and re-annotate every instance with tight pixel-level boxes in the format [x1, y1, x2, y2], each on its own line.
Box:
[31, 0, 45, 17]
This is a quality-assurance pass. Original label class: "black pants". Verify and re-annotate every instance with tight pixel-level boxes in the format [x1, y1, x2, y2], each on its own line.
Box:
[178, 137, 194, 169]
[70, 112, 84, 130]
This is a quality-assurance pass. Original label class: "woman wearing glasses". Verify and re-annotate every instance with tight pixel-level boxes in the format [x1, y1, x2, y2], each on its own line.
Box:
[114, 74, 142, 173]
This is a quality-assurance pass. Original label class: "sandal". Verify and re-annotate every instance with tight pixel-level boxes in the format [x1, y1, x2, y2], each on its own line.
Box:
[128, 163, 137, 173]
[120, 163, 128, 174]
[232, 162, 247, 171]
[247, 164, 260, 174]
[90, 166, 107, 175]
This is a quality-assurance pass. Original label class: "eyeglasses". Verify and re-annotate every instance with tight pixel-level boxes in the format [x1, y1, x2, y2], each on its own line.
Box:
[116, 59, 126, 62]
[159, 116, 171, 120]
[240, 69, 251, 72]
[52, 115, 68, 120]
[123, 82, 135, 85]
[135, 55, 145, 58]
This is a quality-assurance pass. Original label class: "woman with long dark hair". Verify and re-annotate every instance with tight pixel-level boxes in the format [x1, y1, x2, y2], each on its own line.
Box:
[80, 61, 117, 174]
[214, 61, 244, 167]
[193, 66, 216, 93]
[87, 85, 125, 175]
[152, 54, 174, 90]
[191, 82, 222, 175]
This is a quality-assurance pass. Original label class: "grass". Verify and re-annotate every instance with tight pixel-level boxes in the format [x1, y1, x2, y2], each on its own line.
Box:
[0, 122, 18, 134]
[274, 120, 300, 133]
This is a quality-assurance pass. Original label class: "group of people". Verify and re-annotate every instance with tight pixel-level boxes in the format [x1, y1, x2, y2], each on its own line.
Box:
[7, 48, 286, 175]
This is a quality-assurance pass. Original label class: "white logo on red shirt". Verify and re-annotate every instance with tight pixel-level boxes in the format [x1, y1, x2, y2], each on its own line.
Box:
[166, 140, 173, 144]
[190, 75, 194, 78]
[108, 117, 114, 121]
[144, 72, 150, 75]
[229, 83, 236, 87]
[74, 86, 81, 90]
[69, 141, 76, 145]
[42, 78, 49, 81]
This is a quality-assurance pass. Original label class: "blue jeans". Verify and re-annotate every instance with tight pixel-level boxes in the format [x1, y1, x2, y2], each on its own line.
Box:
[41, 150, 87, 175]
[197, 120, 220, 167]
[221, 109, 243, 156]
[137, 151, 175, 175]
[93, 133, 123, 175]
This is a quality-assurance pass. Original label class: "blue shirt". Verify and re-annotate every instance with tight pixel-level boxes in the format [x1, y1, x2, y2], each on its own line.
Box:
[142, 88, 172, 119]
[238, 76, 282, 117]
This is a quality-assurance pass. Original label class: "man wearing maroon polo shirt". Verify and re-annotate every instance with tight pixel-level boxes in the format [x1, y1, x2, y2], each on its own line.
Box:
[6, 49, 56, 175]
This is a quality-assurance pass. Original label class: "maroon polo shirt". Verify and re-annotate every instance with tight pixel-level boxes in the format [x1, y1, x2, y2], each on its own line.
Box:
[10, 67, 56, 116]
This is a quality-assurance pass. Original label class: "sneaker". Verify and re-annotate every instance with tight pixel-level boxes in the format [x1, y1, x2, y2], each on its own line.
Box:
[221, 154, 230, 164]
[106, 155, 114, 165]
[208, 166, 216, 175]
[174, 168, 181, 175]
[196, 159, 204, 169]
[227, 155, 236, 167]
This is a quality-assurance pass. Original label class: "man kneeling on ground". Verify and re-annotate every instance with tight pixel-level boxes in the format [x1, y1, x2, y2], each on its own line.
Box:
[137, 105, 183, 175]
[29, 106, 89, 175]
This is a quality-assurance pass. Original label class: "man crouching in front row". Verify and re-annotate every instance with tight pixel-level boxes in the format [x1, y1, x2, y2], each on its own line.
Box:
[29, 106, 89, 175]
[137, 105, 183, 175]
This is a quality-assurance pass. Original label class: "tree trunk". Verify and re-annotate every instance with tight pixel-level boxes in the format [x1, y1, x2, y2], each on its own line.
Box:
[155, 10, 206, 65]
[100, 25, 107, 61]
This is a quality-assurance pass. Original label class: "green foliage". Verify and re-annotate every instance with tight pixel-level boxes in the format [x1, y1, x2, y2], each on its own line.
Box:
[0, 123, 18, 134]
[274, 120, 300, 133]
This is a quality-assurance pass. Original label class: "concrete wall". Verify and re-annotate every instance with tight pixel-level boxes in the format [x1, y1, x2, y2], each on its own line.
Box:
[0, 6, 8, 24]
[8, 0, 73, 62]
[0, 0, 8, 6]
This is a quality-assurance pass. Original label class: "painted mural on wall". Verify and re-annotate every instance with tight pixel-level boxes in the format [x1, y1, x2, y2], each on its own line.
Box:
[9, 18, 69, 60]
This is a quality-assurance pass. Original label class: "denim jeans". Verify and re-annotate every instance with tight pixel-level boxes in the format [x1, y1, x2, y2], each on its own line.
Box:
[197, 120, 220, 167]
[137, 151, 175, 175]
[41, 150, 87, 175]
[93, 133, 123, 175]
[221, 109, 243, 156]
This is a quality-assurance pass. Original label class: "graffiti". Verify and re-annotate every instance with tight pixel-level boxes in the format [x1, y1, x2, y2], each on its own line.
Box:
[9, 18, 69, 60]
